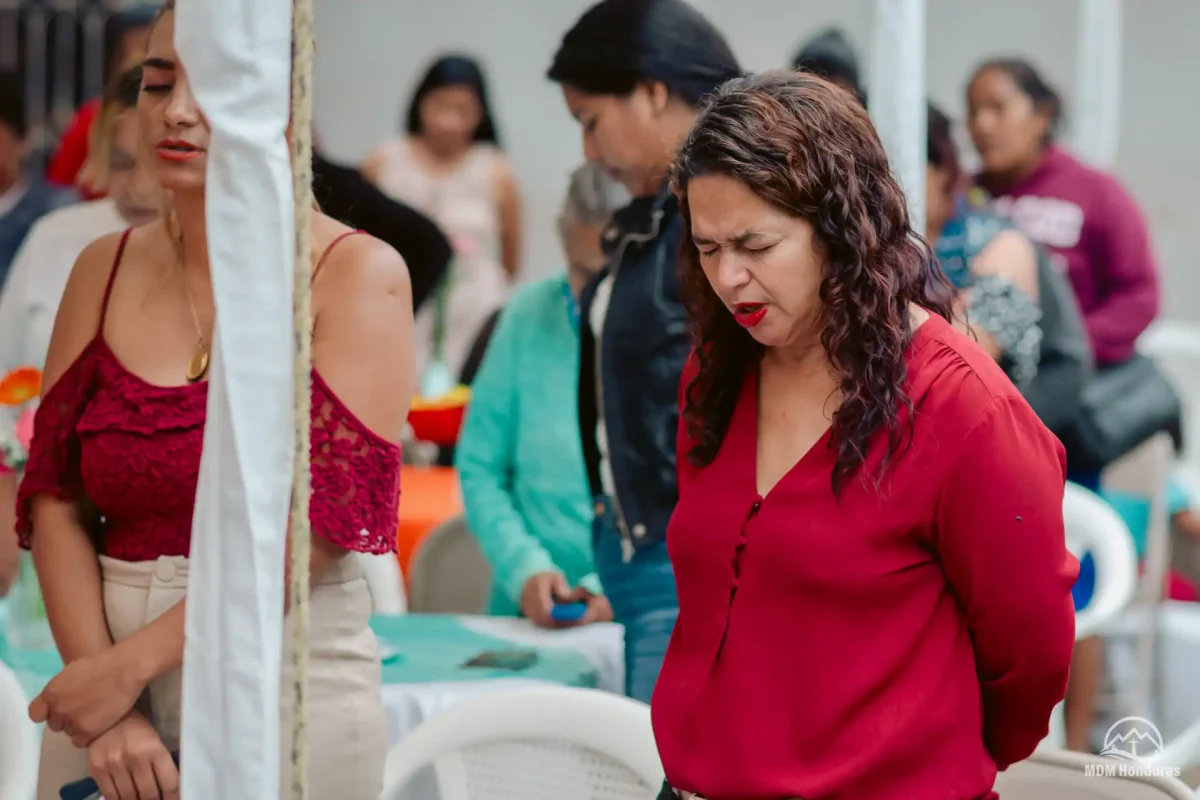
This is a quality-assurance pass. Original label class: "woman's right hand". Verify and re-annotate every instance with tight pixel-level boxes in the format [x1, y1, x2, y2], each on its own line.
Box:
[86, 712, 180, 800]
[519, 571, 570, 628]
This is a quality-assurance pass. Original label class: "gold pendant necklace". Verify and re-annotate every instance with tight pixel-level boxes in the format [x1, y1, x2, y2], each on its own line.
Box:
[186, 339, 210, 383]
[182, 272, 210, 383]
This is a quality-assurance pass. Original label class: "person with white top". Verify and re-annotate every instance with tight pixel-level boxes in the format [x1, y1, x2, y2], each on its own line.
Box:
[363, 54, 521, 395]
[0, 66, 157, 596]
[0, 75, 78, 284]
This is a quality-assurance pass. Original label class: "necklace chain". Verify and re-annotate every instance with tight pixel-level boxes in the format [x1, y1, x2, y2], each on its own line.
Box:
[181, 269, 210, 383]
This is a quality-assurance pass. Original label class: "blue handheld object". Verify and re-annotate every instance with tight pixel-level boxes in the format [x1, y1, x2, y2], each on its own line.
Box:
[550, 601, 587, 623]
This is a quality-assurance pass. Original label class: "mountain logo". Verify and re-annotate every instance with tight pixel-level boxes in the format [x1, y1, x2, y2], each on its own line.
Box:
[1099, 717, 1165, 762]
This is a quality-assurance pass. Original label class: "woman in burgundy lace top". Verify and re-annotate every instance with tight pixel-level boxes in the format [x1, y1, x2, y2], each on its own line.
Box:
[18, 5, 414, 799]
[652, 72, 1077, 800]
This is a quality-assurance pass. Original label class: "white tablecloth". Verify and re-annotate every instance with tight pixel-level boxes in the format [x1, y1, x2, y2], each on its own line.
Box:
[380, 616, 625, 747]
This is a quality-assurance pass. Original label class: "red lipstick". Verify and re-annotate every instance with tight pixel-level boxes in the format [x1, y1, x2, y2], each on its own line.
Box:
[733, 303, 767, 328]
[156, 138, 202, 162]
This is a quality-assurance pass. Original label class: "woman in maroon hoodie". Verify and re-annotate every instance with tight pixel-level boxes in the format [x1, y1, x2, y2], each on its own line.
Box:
[967, 57, 1161, 754]
[967, 58, 1159, 372]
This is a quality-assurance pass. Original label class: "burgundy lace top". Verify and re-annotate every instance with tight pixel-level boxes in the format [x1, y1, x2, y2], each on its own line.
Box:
[16, 230, 402, 561]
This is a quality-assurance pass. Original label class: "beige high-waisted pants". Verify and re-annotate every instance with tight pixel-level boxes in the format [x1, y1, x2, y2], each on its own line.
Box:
[36, 554, 387, 799]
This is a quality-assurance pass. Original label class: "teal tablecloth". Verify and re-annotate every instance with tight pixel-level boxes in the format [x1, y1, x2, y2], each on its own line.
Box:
[0, 602, 596, 700]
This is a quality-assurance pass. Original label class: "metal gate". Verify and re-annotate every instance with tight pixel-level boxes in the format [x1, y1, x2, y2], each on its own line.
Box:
[0, 0, 141, 171]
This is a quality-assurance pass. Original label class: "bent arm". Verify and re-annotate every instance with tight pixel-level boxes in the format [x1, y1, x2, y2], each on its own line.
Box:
[934, 395, 1078, 768]
[496, 158, 523, 279]
[1085, 180, 1160, 364]
[23, 235, 124, 663]
[456, 303, 560, 606]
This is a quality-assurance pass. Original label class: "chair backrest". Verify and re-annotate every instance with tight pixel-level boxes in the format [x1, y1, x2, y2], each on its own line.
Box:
[355, 552, 407, 615]
[406, 515, 492, 614]
[1100, 432, 1180, 733]
[380, 685, 663, 800]
[0, 660, 39, 800]
[995, 749, 1196, 799]
[1105, 433, 1176, 608]
[1063, 482, 1139, 640]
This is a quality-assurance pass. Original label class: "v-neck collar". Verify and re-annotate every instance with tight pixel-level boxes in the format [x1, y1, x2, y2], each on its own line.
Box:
[731, 314, 946, 503]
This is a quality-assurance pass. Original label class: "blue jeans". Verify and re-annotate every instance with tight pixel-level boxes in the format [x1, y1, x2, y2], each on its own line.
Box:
[593, 497, 679, 704]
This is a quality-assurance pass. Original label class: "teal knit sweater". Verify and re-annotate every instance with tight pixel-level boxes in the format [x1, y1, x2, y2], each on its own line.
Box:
[455, 276, 600, 615]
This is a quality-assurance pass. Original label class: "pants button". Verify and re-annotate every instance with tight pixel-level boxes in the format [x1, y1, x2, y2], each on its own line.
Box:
[154, 559, 177, 583]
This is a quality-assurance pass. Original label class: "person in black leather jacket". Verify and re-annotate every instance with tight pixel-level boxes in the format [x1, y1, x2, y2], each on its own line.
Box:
[547, 0, 742, 703]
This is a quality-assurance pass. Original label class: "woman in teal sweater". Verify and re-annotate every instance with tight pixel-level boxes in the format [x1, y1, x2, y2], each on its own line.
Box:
[456, 163, 626, 624]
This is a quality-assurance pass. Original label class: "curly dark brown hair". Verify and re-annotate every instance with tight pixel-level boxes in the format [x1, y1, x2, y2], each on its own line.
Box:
[672, 70, 953, 494]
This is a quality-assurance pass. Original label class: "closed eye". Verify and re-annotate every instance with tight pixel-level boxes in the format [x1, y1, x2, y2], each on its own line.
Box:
[744, 243, 777, 255]
[142, 84, 170, 94]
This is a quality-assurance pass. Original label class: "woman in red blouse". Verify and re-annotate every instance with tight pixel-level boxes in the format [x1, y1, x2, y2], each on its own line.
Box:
[18, 5, 414, 799]
[652, 72, 1078, 800]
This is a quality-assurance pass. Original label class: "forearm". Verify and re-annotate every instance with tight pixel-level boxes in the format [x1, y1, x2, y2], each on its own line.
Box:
[117, 535, 346, 684]
[0, 472, 17, 594]
[31, 500, 113, 662]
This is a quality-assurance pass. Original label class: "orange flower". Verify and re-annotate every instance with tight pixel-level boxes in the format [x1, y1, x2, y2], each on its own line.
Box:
[0, 367, 42, 406]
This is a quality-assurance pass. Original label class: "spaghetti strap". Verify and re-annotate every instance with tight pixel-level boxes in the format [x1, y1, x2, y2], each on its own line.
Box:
[100, 229, 133, 326]
[313, 229, 365, 283]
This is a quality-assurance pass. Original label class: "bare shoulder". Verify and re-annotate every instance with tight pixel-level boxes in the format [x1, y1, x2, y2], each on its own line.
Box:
[313, 223, 412, 311]
[310, 219, 415, 439]
[64, 231, 126, 297]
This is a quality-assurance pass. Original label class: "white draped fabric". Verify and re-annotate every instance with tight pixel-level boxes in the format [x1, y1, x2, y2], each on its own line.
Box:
[1073, 0, 1124, 169]
[174, 0, 296, 797]
[868, 0, 927, 235]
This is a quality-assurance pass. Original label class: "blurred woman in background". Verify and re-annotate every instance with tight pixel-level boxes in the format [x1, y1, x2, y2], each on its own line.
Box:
[967, 58, 1158, 380]
[547, 0, 742, 703]
[364, 54, 521, 396]
[926, 100, 1090, 435]
[457, 162, 626, 625]
[0, 66, 157, 596]
[46, 5, 160, 196]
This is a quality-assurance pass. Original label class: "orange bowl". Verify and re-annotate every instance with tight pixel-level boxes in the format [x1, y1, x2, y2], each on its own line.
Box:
[408, 403, 467, 446]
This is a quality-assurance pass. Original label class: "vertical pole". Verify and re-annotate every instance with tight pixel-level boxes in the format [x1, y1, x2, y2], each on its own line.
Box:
[1074, 0, 1123, 168]
[288, 0, 315, 796]
[868, 0, 927, 236]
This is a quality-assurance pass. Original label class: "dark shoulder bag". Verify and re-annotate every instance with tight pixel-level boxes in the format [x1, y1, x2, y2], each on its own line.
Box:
[1020, 248, 1093, 436]
[1062, 353, 1184, 472]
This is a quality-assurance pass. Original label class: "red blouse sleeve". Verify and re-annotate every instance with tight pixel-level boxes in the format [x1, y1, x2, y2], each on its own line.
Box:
[15, 354, 97, 549]
[309, 373, 402, 554]
[932, 394, 1078, 769]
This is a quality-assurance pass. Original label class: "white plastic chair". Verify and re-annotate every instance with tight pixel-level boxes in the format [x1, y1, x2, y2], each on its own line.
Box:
[380, 685, 663, 800]
[0, 661, 39, 800]
[357, 552, 407, 615]
[1104, 433, 1178, 725]
[997, 748, 1195, 799]
[406, 515, 492, 614]
[1065, 482, 1141, 641]
[1041, 483, 1140, 751]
